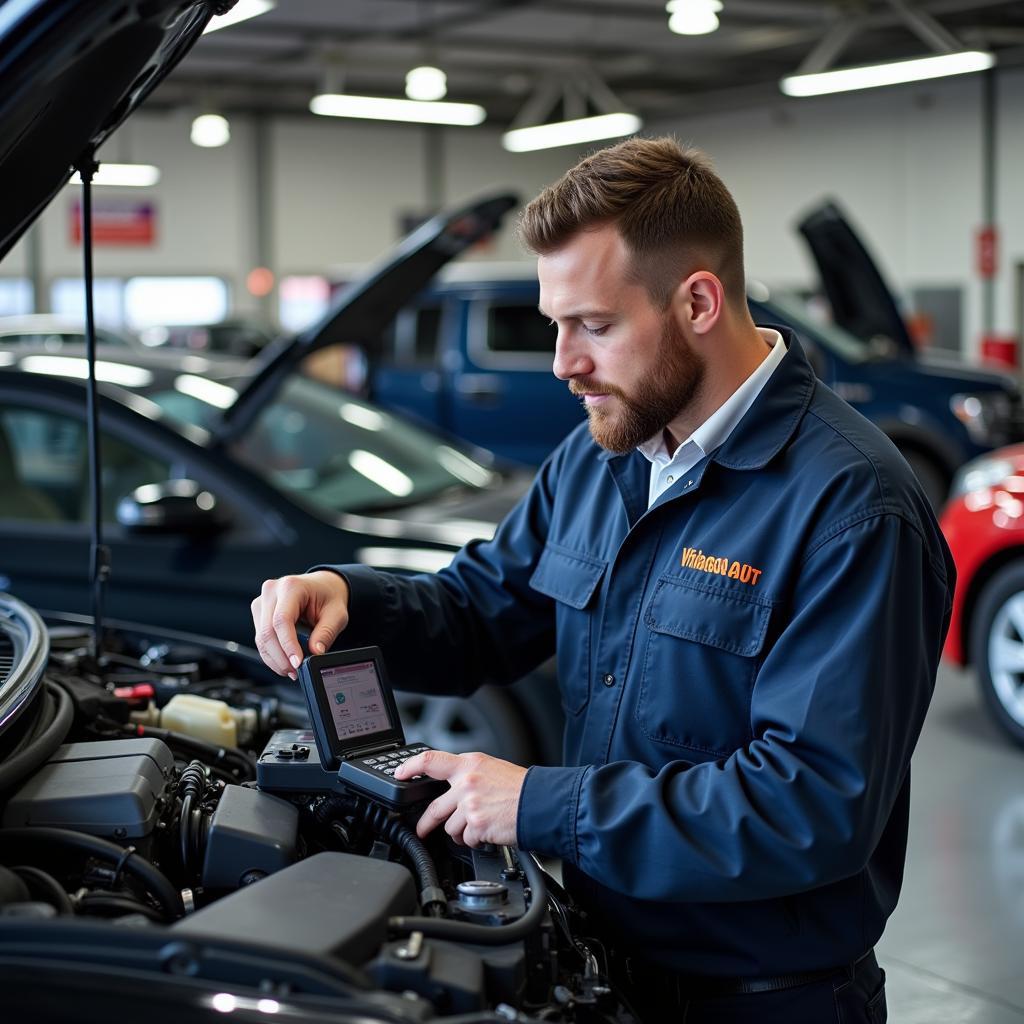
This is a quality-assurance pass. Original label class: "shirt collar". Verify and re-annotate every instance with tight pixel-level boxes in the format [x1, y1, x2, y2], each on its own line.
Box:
[636, 327, 784, 466]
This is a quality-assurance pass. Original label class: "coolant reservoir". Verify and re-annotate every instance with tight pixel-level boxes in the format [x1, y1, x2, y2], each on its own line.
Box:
[161, 693, 237, 748]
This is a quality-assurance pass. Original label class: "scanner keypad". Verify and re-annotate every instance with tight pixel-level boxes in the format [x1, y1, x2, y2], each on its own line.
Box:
[356, 743, 431, 781]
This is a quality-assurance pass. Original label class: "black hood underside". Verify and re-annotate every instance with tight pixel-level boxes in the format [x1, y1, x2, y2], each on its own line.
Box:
[0, 0, 223, 261]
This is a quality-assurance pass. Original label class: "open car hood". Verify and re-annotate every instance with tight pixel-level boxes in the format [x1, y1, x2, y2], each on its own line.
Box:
[0, 0, 222, 261]
[797, 200, 915, 359]
[217, 192, 518, 442]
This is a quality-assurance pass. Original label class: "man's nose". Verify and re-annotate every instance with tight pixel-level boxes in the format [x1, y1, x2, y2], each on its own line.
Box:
[552, 332, 592, 381]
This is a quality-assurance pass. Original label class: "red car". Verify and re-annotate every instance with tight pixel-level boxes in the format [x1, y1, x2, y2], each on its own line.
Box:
[941, 444, 1024, 745]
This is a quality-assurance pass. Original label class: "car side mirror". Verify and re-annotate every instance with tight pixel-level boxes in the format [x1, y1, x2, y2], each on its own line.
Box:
[116, 479, 230, 535]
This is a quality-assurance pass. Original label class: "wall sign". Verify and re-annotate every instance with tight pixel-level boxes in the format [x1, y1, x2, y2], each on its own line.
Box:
[70, 198, 157, 246]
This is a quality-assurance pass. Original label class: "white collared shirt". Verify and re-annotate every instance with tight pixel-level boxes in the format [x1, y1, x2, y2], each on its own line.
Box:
[638, 328, 786, 507]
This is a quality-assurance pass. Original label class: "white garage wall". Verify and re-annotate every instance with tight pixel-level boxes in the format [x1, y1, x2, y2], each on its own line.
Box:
[997, 69, 1024, 340]
[3, 70, 1022, 355]
[649, 72, 987, 354]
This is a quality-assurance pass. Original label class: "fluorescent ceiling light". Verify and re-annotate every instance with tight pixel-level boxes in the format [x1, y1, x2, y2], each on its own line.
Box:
[405, 66, 448, 101]
[310, 92, 485, 126]
[667, 0, 722, 36]
[348, 450, 414, 497]
[174, 374, 238, 409]
[340, 402, 386, 431]
[436, 446, 494, 487]
[21, 356, 153, 387]
[191, 113, 231, 148]
[502, 112, 641, 153]
[203, 0, 275, 34]
[781, 49, 994, 97]
[69, 163, 160, 187]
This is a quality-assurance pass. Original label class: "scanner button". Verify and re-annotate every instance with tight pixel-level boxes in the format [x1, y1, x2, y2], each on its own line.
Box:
[384, 767, 396, 776]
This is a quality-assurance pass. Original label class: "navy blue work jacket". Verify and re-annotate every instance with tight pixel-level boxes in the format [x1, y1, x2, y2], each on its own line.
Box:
[328, 330, 955, 977]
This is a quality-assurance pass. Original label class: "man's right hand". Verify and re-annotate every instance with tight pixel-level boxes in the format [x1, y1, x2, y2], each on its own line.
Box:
[251, 571, 350, 679]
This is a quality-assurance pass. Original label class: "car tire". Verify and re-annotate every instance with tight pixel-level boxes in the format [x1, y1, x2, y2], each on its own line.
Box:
[395, 686, 537, 765]
[899, 448, 948, 512]
[971, 561, 1024, 748]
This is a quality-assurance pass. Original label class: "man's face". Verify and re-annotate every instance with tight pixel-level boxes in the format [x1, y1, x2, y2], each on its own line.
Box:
[538, 224, 705, 453]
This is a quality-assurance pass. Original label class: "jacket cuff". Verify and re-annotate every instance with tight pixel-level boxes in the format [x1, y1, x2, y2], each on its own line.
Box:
[517, 764, 589, 862]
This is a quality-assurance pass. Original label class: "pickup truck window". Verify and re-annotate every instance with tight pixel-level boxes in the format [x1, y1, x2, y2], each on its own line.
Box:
[487, 303, 556, 355]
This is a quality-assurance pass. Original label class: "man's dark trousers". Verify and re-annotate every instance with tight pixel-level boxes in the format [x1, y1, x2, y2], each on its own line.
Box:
[622, 949, 887, 1023]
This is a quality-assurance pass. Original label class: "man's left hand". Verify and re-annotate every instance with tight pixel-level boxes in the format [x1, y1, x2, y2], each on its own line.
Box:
[394, 750, 527, 847]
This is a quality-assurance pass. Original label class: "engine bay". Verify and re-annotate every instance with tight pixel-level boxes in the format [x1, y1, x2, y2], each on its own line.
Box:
[0, 594, 629, 1023]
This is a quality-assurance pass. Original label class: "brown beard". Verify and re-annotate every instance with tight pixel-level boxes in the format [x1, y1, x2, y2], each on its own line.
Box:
[571, 316, 706, 454]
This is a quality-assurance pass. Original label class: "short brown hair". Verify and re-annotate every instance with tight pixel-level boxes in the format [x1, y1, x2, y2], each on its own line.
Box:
[517, 136, 745, 308]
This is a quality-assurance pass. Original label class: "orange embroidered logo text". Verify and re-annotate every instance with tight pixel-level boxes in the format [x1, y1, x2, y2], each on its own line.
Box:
[680, 547, 763, 586]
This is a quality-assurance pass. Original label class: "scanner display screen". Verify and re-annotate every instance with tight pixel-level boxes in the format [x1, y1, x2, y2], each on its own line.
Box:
[319, 660, 392, 743]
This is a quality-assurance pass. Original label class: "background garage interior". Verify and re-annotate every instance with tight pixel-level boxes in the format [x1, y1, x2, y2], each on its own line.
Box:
[3, 2, 1024, 1022]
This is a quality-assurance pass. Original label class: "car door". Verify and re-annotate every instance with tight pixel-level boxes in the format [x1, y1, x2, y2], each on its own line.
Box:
[450, 289, 584, 465]
[0, 388, 308, 645]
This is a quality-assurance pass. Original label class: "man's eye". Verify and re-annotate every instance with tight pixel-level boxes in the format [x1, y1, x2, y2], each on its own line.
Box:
[583, 324, 610, 337]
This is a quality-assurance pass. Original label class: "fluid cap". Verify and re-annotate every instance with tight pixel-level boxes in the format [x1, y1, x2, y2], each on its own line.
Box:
[456, 879, 509, 908]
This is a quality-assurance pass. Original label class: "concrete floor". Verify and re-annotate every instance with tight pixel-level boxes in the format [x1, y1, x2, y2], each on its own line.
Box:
[879, 663, 1024, 1022]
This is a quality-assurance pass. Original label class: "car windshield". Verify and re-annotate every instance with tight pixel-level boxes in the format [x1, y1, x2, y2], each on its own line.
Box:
[148, 374, 496, 515]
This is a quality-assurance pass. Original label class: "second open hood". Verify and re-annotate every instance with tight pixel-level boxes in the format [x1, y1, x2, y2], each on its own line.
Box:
[797, 200, 916, 359]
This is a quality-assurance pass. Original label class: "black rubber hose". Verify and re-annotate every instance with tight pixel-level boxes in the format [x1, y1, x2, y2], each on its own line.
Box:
[128, 725, 255, 781]
[77, 893, 165, 923]
[389, 849, 548, 945]
[11, 865, 73, 915]
[177, 761, 207, 873]
[0, 827, 183, 920]
[356, 803, 446, 917]
[0, 680, 73, 793]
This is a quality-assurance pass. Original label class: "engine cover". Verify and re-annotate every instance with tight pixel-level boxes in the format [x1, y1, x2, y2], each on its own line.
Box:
[2, 738, 173, 839]
[173, 851, 417, 966]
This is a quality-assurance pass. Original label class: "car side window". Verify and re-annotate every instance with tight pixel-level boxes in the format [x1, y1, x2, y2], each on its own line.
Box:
[486, 303, 556, 356]
[0, 406, 171, 523]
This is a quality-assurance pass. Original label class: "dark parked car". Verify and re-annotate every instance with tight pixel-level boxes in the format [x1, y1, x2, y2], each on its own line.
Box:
[0, 314, 140, 349]
[142, 316, 279, 357]
[0, 339, 561, 763]
[368, 206, 1021, 508]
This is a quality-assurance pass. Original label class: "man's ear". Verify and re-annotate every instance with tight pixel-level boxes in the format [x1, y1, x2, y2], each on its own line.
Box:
[672, 272, 725, 335]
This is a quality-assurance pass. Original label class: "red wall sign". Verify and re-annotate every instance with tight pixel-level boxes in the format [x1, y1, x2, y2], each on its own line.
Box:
[70, 199, 157, 246]
[977, 225, 998, 279]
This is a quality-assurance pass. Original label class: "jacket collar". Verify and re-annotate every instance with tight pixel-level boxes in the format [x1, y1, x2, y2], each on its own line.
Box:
[596, 325, 815, 471]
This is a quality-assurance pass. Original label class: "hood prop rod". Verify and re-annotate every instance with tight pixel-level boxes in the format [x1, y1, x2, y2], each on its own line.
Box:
[74, 151, 110, 668]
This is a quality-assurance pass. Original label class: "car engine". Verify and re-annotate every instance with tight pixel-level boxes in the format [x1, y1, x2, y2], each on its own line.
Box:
[0, 594, 630, 1023]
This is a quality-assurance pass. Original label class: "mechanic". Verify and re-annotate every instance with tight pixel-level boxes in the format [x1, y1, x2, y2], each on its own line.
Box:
[252, 137, 954, 1023]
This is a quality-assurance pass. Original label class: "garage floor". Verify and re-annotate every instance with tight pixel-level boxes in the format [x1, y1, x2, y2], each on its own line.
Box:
[880, 663, 1024, 1022]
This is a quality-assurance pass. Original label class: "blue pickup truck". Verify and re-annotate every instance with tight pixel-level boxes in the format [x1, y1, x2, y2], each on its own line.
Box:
[367, 202, 1022, 509]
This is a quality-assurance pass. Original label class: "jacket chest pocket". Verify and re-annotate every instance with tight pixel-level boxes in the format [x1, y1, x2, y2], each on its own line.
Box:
[636, 576, 772, 757]
[529, 542, 606, 715]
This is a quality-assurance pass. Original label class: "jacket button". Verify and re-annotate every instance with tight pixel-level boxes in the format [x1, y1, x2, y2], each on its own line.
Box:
[602, 673, 615, 687]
